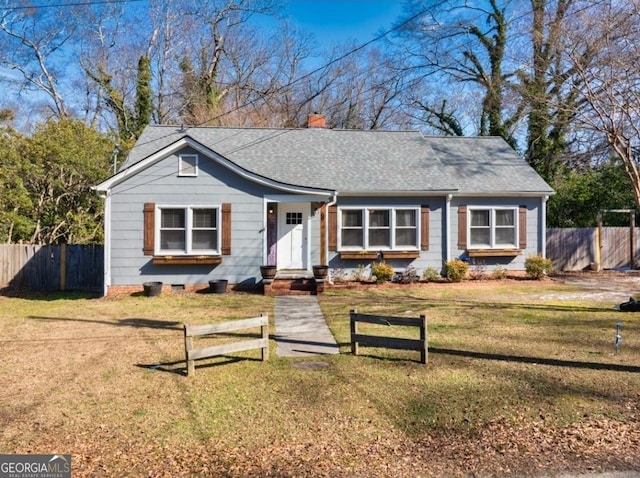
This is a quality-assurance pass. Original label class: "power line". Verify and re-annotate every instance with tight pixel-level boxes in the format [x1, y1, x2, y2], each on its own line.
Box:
[193, 0, 604, 128]
[192, 3, 443, 127]
[155, 1, 604, 145]
[0, 0, 145, 11]
[108, 0, 616, 183]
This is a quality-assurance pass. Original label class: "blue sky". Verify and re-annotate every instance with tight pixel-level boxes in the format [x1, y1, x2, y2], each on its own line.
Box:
[0, 0, 407, 125]
[280, 0, 404, 48]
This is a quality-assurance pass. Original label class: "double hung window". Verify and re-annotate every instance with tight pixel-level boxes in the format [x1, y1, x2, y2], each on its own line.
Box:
[468, 207, 517, 248]
[157, 205, 219, 254]
[339, 207, 419, 250]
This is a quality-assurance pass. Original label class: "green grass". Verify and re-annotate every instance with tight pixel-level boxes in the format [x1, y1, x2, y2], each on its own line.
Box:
[1, 280, 639, 476]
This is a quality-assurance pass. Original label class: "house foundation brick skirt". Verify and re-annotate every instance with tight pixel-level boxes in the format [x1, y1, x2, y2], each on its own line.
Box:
[107, 283, 210, 296]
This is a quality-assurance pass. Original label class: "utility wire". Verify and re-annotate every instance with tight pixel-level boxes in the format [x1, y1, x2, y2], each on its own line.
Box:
[108, 0, 613, 187]
[193, 0, 608, 127]
[0, 0, 145, 10]
[117, 2, 443, 159]
[191, 3, 441, 127]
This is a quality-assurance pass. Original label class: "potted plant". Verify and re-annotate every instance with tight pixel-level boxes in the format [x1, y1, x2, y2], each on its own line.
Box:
[142, 281, 163, 296]
[208, 279, 228, 293]
[260, 265, 277, 280]
[312, 264, 329, 279]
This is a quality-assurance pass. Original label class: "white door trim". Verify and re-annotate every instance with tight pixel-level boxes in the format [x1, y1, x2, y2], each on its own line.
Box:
[276, 202, 310, 270]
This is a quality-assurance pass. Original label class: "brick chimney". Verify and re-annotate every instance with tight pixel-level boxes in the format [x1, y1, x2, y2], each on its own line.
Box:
[307, 113, 326, 128]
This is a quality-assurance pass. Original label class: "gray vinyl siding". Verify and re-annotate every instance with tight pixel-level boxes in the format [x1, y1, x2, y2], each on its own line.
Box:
[450, 196, 543, 270]
[325, 196, 544, 278]
[327, 196, 447, 277]
[106, 145, 547, 286]
[109, 147, 278, 286]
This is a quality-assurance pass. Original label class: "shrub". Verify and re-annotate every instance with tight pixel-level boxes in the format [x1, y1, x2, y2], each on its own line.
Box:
[444, 259, 469, 282]
[525, 255, 553, 279]
[371, 261, 395, 283]
[353, 264, 367, 282]
[468, 260, 487, 280]
[492, 266, 508, 280]
[395, 265, 418, 284]
[330, 265, 347, 283]
[422, 267, 441, 282]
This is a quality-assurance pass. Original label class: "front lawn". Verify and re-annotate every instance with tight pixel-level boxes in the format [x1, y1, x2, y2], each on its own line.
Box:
[1, 278, 638, 476]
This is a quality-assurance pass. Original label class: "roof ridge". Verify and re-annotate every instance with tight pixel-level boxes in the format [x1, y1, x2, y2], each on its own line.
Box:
[145, 124, 420, 134]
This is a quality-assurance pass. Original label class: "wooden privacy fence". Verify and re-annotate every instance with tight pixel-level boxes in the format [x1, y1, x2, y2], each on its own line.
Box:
[183, 314, 269, 376]
[0, 244, 103, 291]
[547, 227, 640, 271]
[3, 226, 640, 292]
[350, 309, 428, 364]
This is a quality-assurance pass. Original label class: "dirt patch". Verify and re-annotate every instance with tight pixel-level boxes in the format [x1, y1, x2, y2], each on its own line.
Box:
[541, 271, 640, 302]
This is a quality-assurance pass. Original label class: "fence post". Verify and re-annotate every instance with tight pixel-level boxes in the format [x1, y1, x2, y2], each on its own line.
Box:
[631, 211, 636, 269]
[350, 309, 359, 356]
[59, 243, 66, 291]
[420, 314, 428, 364]
[261, 313, 269, 361]
[184, 325, 195, 376]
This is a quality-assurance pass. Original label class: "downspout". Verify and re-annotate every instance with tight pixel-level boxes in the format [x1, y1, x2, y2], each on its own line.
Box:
[446, 194, 453, 262]
[98, 189, 111, 296]
[262, 199, 269, 265]
[541, 195, 548, 258]
[325, 193, 338, 282]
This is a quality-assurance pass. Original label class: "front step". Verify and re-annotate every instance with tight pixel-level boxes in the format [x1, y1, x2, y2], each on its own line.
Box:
[263, 277, 324, 296]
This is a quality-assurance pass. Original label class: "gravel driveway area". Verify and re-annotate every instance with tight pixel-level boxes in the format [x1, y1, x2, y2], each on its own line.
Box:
[541, 271, 640, 302]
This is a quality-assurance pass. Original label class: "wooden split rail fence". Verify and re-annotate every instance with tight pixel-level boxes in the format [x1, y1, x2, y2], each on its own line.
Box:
[350, 309, 428, 364]
[184, 314, 269, 376]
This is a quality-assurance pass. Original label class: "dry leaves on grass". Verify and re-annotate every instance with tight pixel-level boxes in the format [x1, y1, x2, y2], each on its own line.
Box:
[3, 280, 640, 477]
[16, 410, 640, 478]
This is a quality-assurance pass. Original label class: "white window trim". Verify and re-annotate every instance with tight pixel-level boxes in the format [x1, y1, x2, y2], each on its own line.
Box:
[338, 206, 420, 251]
[155, 204, 221, 255]
[468, 206, 518, 249]
[178, 154, 198, 177]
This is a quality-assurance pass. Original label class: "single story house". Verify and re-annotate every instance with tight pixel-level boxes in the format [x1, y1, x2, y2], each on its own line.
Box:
[93, 115, 554, 295]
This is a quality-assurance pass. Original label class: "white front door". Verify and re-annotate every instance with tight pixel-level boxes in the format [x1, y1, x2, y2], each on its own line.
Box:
[277, 202, 309, 270]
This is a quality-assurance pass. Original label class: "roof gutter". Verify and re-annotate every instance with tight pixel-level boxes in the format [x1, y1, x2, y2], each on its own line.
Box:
[447, 191, 555, 198]
[338, 190, 458, 197]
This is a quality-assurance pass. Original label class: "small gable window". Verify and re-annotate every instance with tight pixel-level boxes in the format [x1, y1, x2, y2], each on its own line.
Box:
[339, 207, 419, 250]
[157, 205, 219, 254]
[178, 154, 198, 176]
[468, 207, 517, 248]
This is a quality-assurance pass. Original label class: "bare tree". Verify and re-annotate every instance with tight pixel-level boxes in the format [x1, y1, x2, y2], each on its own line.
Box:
[395, 0, 520, 144]
[567, 1, 640, 207]
[516, 0, 611, 181]
[147, 0, 184, 125]
[520, 0, 572, 179]
[0, 1, 81, 118]
[175, 0, 279, 125]
[220, 21, 316, 127]
[309, 45, 409, 130]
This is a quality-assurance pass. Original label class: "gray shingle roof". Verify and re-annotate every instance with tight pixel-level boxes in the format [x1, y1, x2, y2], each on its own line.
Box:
[122, 125, 553, 195]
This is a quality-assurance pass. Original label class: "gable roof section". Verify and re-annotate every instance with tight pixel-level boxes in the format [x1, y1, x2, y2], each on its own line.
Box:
[94, 135, 335, 196]
[105, 125, 553, 196]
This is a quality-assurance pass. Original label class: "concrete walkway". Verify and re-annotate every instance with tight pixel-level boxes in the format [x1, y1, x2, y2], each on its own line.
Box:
[274, 295, 340, 357]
